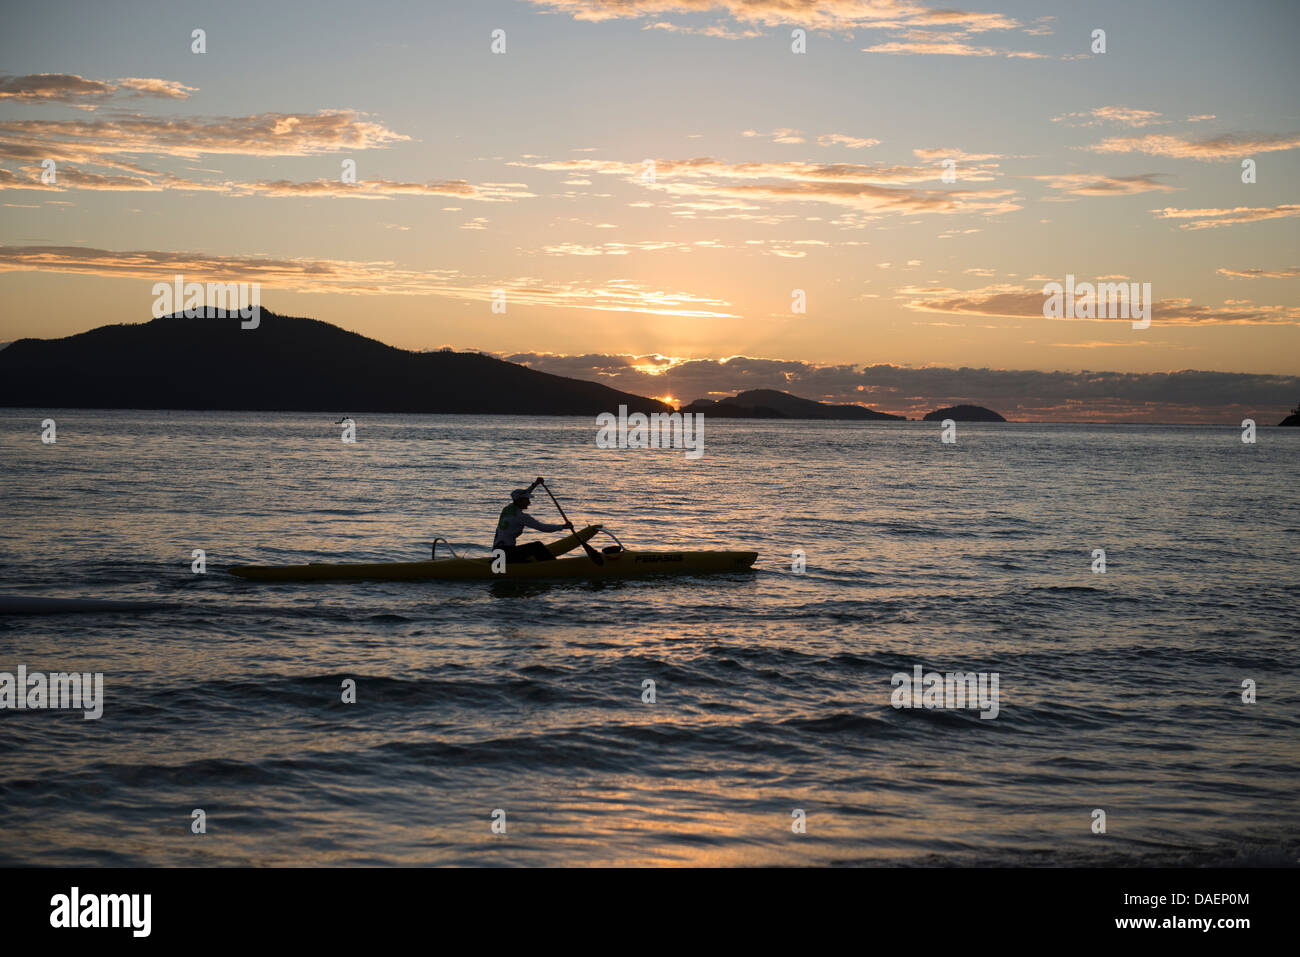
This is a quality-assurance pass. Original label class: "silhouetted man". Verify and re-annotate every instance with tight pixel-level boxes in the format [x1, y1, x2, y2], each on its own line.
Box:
[494, 487, 569, 562]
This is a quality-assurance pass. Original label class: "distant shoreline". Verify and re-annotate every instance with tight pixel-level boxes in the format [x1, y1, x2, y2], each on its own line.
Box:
[3, 312, 1294, 427]
[1, 407, 1294, 427]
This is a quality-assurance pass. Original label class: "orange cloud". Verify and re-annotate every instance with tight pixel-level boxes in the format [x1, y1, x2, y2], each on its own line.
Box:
[742, 128, 807, 144]
[1091, 132, 1300, 159]
[541, 240, 693, 255]
[644, 20, 763, 38]
[1052, 106, 1164, 128]
[526, 1, 1045, 57]
[526, 1, 1019, 32]
[901, 283, 1300, 325]
[526, 155, 998, 184]
[0, 245, 737, 318]
[864, 39, 1045, 57]
[0, 73, 196, 107]
[1217, 267, 1300, 279]
[1032, 172, 1179, 197]
[912, 148, 1007, 162]
[0, 166, 164, 192]
[521, 154, 1013, 216]
[0, 110, 407, 161]
[0, 164, 532, 202]
[1151, 204, 1300, 229]
[248, 179, 534, 201]
[817, 133, 881, 149]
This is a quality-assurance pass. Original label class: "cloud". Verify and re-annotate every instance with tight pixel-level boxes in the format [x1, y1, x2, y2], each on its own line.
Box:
[525, 155, 998, 184]
[1024, 16, 1055, 37]
[1048, 340, 1152, 349]
[504, 349, 1300, 423]
[902, 9, 1023, 32]
[900, 283, 1300, 326]
[245, 179, 534, 201]
[1090, 131, 1300, 160]
[817, 133, 880, 149]
[520, 155, 1016, 216]
[660, 178, 1019, 215]
[0, 164, 532, 202]
[0, 73, 112, 104]
[0, 110, 408, 162]
[743, 128, 807, 144]
[526, 1, 1048, 57]
[863, 39, 1045, 58]
[0, 244, 738, 318]
[541, 240, 695, 255]
[1151, 204, 1300, 230]
[1217, 267, 1300, 280]
[0, 110, 525, 202]
[0, 73, 197, 107]
[644, 19, 764, 38]
[0, 165, 166, 192]
[912, 147, 1008, 162]
[1052, 106, 1164, 128]
[113, 78, 199, 99]
[1032, 172, 1179, 197]
[525, 1, 1018, 31]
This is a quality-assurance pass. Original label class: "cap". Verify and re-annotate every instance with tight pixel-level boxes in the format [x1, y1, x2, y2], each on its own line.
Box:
[510, 488, 531, 503]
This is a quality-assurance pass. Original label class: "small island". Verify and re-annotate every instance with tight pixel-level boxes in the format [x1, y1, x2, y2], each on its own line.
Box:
[1279, 402, 1300, 427]
[680, 389, 904, 420]
[680, 399, 783, 418]
[922, 404, 1007, 422]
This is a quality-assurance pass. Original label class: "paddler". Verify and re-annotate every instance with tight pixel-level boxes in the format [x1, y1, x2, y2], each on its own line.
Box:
[494, 483, 571, 563]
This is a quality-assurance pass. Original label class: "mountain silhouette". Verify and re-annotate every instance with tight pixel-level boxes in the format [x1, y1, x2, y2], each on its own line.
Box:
[0, 310, 673, 415]
[922, 404, 1007, 422]
[681, 388, 903, 420]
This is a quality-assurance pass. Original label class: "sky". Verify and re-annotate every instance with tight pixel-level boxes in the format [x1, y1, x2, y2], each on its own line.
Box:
[1, 0, 1298, 421]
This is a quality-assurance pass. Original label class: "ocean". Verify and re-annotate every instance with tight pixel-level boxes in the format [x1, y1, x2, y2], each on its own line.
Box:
[1, 410, 1296, 866]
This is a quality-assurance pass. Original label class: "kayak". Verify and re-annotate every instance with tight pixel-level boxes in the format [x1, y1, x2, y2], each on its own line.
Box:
[231, 550, 757, 582]
[229, 525, 758, 582]
[229, 524, 599, 581]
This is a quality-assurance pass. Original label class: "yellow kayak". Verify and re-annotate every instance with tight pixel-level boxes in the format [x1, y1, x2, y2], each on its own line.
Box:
[229, 526, 757, 582]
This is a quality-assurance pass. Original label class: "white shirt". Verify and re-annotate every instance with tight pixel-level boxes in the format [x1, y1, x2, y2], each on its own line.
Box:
[494, 503, 566, 549]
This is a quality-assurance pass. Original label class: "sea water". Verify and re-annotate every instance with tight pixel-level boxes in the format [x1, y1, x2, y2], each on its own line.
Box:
[0, 410, 1296, 865]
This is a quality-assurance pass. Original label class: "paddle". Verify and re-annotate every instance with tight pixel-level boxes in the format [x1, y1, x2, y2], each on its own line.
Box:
[535, 477, 604, 566]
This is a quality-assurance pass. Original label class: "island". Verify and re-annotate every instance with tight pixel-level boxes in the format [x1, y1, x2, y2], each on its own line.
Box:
[680, 389, 903, 420]
[922, 405, 1007, 422]
[0, 310, 672, 416]
[1279, 403, 1300, 427]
